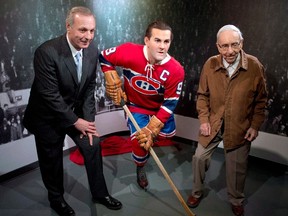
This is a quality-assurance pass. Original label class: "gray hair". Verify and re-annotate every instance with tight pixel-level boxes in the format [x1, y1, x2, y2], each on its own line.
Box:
[66, 6, 94, 26]
[216, 24, 243, 42]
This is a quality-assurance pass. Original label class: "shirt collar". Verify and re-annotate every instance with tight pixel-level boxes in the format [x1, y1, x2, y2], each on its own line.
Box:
[66, 34, 82, 57]
[222, 53, 240, 69]
[143, 45, 171, 65]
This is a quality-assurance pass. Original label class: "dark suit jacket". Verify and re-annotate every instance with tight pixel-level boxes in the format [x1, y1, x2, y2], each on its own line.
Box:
[24, 34, 98, 134]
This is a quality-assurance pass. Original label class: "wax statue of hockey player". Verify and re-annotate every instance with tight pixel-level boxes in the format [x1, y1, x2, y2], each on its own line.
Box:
[99, 20, 184, 190]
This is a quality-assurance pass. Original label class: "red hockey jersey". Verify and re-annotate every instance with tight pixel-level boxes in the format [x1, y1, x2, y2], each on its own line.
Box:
[99, 42, 184, 124]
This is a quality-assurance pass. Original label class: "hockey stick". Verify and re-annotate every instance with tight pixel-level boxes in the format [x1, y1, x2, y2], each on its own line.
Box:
[120, 99, 196, 216]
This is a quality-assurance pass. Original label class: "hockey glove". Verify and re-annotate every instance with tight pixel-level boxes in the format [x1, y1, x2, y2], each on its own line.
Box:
[104, 70, 127, 105]
[136, 115, 164, 151]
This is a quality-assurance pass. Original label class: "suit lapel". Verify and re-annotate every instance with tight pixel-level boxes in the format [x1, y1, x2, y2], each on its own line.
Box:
[61, 35, 79, 85]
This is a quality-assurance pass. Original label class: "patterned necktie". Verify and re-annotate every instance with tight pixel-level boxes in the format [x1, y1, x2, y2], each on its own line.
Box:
[75, 52, 82, 82]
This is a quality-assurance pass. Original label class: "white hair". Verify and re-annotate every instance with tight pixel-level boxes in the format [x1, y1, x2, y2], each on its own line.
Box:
[216, 24, 243, 42]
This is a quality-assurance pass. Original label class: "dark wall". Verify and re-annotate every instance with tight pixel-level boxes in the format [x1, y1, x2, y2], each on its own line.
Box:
[0, 0, 287, 139]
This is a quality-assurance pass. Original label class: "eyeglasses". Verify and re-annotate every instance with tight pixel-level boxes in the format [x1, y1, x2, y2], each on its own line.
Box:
[217, 42, 241, 51]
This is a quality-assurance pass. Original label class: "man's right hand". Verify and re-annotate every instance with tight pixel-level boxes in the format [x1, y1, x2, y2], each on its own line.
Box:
[200, 122, 211, 136]
[104, 70, 127, 105]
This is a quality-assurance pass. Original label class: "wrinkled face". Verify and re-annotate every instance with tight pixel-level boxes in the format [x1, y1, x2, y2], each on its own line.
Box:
[217, 30, 243, 64]
[66, 14, 96, 50]
[144, 28, 171, 64]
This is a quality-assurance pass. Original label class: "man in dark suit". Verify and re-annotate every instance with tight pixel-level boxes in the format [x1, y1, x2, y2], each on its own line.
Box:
[23, 6, 122, 216]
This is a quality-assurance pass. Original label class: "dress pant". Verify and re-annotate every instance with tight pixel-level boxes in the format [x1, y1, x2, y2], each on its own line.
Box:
[192, 129, 251, 206]
[34, 123, 109, 202]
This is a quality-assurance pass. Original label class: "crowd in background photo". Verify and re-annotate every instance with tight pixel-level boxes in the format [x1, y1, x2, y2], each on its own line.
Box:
[0, 0, 288, 145]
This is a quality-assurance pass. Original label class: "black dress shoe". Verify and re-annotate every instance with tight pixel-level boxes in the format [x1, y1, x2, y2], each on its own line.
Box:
[50, 200, 75, 216]
[93, 195, 122, 210]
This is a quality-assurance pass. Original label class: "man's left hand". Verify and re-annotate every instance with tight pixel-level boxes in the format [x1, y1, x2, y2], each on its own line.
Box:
[136, 127, 154, 151]
[135, 116, 164, 151]
[75, 118, 99, 145]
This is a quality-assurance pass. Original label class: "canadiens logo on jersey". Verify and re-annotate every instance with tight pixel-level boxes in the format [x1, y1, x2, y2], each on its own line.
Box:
[130, 75, 162, 95]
